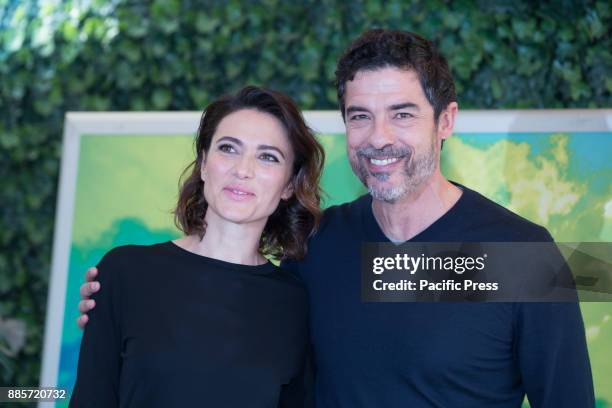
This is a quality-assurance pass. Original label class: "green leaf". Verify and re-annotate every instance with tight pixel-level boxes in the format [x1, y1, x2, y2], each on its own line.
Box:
[605, 77, 612, 93]
[0, 132, 19, 149]
[189, 88, 209, 109]
[152, 89, 172, 109]
[195, 13, 220, 34]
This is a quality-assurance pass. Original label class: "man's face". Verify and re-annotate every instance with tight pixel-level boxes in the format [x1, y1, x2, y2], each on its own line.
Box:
[344, 67, 441, 203]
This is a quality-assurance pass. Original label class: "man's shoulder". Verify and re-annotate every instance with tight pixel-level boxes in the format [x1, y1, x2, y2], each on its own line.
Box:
[321, 194, 370, 229]
[292, 195, 370, 263]
[458, 185, 552, 242]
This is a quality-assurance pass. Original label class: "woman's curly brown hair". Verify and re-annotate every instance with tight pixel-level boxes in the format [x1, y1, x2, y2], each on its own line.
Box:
[174, 85, 325, 261]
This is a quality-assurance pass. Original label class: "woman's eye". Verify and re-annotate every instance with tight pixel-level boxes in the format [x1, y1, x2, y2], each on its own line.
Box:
[260, 153, 279, 163]
[218, 144, 236, 153]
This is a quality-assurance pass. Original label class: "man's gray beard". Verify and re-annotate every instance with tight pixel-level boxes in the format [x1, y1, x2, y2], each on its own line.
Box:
[351, 139, 438, 204]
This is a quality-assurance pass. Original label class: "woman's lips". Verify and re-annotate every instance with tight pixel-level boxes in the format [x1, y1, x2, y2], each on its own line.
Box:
[223, 186, 255, 201]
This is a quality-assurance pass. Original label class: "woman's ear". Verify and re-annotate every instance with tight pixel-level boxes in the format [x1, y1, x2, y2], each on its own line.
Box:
[281, 180, 294, 201]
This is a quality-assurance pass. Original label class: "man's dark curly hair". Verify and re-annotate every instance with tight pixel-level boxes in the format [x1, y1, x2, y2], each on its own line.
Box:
[336, 29, 457, 123]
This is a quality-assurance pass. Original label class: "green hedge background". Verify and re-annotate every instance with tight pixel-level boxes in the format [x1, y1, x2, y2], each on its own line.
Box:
[1, 0, 610, 391]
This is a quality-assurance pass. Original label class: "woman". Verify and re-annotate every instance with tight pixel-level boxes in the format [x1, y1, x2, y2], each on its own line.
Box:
[70, 86, 324, 407]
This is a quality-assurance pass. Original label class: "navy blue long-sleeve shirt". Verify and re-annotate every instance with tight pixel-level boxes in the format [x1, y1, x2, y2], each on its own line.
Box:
[283, 183, 593, 407]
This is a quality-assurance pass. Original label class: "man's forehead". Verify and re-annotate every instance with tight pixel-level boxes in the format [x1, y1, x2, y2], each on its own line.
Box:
[345, 67, 425, 103]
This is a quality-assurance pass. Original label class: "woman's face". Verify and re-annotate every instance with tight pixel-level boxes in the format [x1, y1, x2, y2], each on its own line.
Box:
[201, 108, 295, 227]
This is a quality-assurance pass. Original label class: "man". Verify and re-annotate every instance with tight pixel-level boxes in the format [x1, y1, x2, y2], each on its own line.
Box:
[78, 29, 593, 407]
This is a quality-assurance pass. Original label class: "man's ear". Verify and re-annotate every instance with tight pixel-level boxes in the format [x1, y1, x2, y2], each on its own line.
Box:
[436, 102, 458, 142]
[281, 180, 294, 201]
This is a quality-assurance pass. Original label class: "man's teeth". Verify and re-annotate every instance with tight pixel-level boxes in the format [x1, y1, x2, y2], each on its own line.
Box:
[232, 189, 248, 195]
[369, 157, 399, 166]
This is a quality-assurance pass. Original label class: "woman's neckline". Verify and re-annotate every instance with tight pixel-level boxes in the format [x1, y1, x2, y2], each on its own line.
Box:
[165, 240, 276, 274]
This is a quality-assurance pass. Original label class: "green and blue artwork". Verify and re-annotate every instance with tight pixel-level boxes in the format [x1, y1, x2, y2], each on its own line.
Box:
[49, 127, 611, 407]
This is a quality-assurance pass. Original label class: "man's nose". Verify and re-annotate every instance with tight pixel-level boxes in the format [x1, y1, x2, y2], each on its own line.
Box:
[369, 117, 396, 149]
[233, 154, 255, 179]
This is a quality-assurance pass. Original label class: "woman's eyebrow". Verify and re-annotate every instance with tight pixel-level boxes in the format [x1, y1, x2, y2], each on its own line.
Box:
[258, 145, 286, 160]
[216, 136, 242, 145]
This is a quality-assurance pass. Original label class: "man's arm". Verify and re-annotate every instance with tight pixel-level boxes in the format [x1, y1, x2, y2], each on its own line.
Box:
[516, 228, 595, 407]
[516, 302, 594, 407]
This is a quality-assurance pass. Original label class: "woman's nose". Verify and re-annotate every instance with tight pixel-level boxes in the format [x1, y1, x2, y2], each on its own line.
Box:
[233, 155, 255, 179]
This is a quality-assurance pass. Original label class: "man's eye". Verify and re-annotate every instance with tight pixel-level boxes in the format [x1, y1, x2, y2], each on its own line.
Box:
[394, 112, 413, 119]
[349, 114, 370, 121]
[219, 144, 237, 153]
[260, 153, 279, 163]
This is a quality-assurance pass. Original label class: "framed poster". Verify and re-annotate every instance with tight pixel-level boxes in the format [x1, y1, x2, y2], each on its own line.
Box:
[41, 109, 612, 406]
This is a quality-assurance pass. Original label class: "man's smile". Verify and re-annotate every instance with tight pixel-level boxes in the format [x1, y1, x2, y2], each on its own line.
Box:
[360, 152, 410, 174]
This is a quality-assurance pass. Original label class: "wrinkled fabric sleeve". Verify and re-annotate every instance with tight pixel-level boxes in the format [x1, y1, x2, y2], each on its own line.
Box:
[70, 249, 123, 407]
[278, 342, 315, 408]
[516, 228, 594, 407]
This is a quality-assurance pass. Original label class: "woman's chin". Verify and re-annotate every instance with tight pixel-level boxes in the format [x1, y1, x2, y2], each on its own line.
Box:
[216, 209, 261, 226]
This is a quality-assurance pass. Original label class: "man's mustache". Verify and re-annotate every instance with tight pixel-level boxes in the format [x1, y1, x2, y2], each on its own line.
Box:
[356, 145, 413, 159]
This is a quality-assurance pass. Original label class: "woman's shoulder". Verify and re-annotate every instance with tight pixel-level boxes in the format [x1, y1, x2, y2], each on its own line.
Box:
[100, 241, 168, 261]
[270, 264, 307, 290]
[264, 265, 309, 310]
[96, 241, 173, 275]
[94, 242, 178, 296]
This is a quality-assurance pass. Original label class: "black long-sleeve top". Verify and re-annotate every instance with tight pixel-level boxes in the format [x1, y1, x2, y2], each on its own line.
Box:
[70, 241, 311, 408]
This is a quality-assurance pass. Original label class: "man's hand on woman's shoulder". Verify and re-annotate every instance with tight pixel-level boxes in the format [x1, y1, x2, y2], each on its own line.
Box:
[76, 267, 100, 330]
